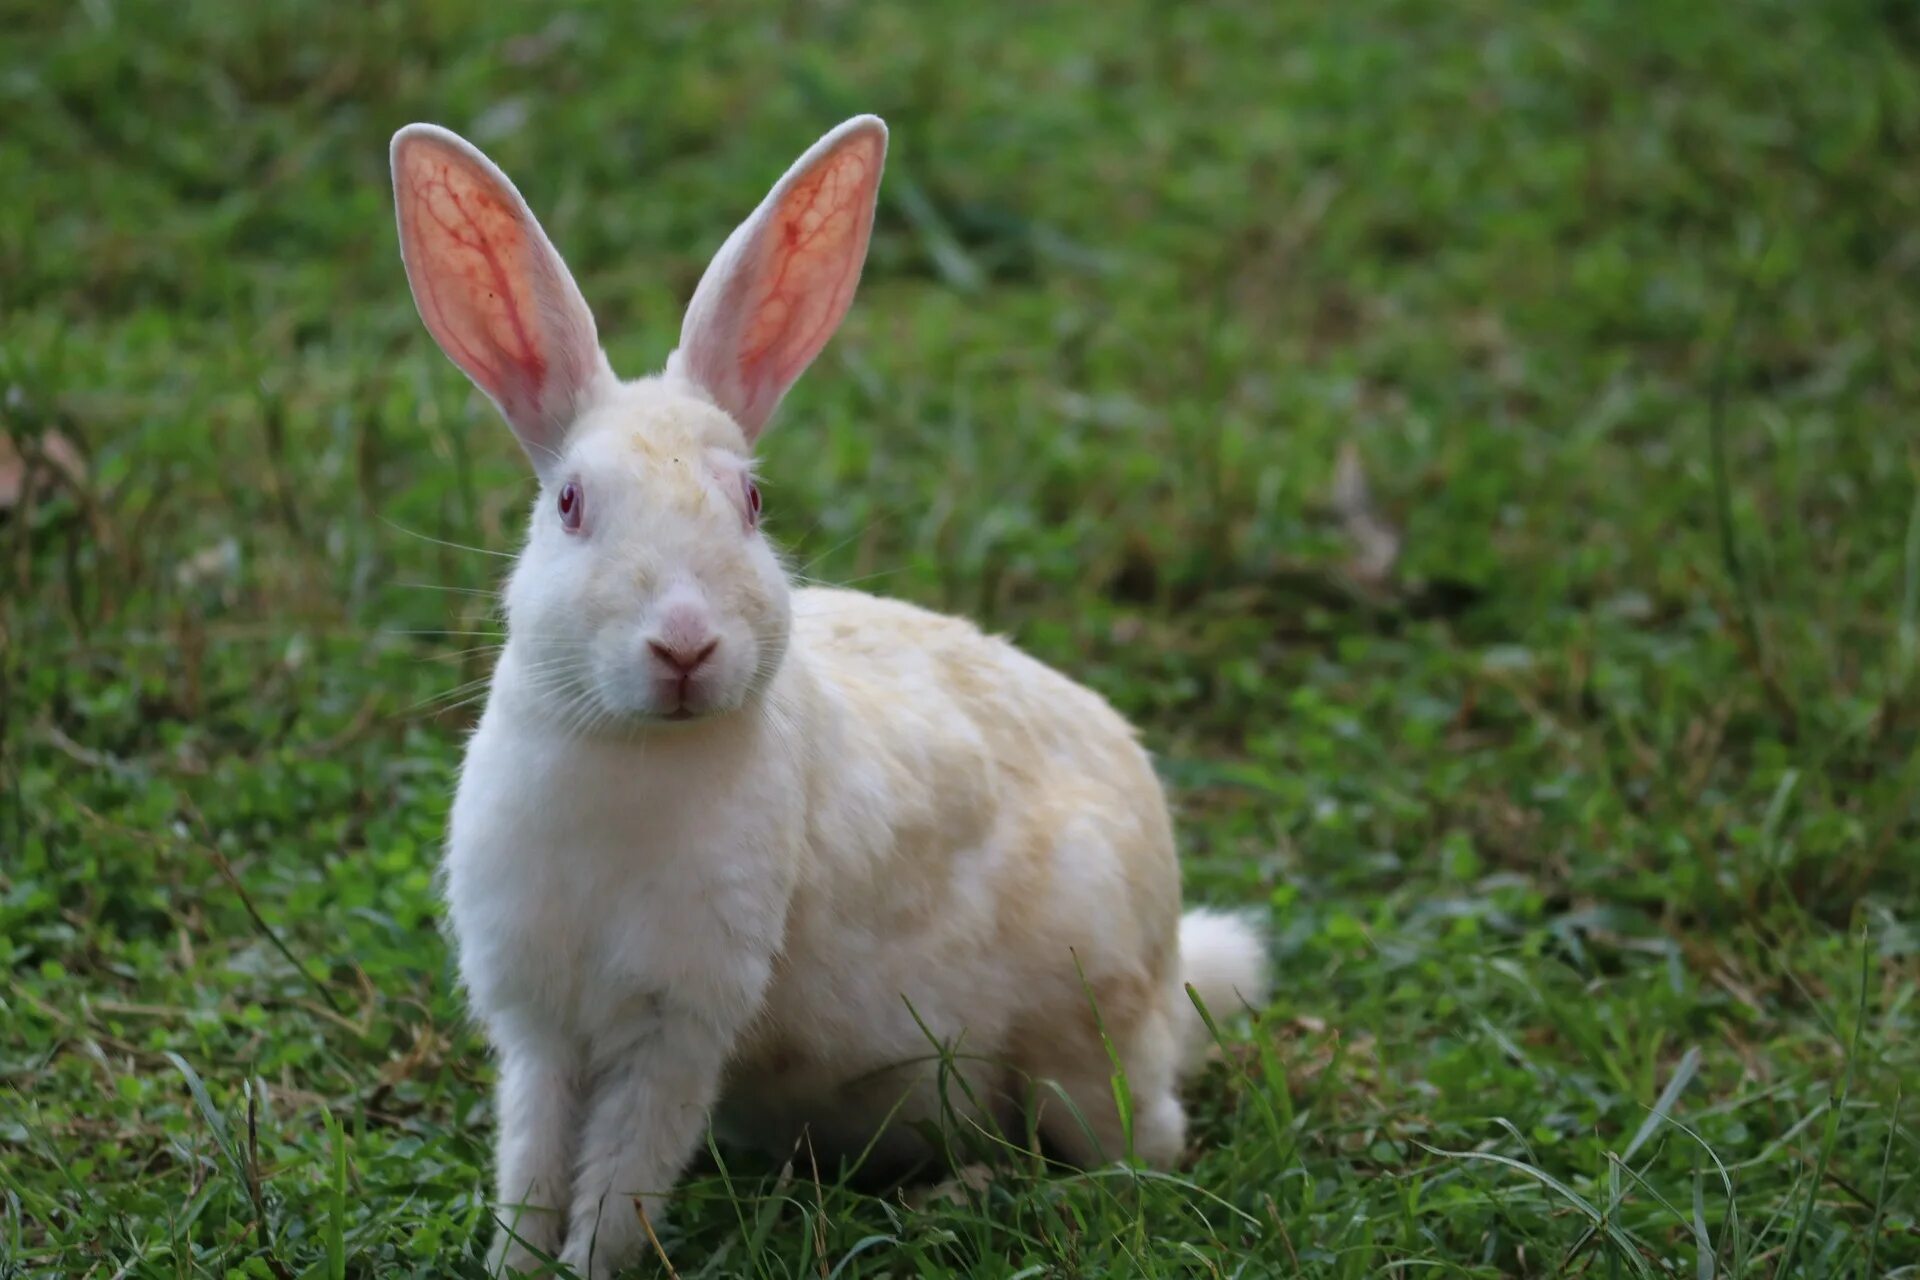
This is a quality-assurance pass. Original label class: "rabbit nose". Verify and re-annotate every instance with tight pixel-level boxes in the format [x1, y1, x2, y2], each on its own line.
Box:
[648, 637, 719, 677]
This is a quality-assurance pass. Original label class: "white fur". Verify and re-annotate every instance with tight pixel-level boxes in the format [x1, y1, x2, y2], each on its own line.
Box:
[394, 115, 1270, 1278]
[1175, 911, 1272, 1070]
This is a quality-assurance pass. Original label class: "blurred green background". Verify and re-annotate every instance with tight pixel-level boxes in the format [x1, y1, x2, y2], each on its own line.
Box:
[4, 0, 1918, 1275]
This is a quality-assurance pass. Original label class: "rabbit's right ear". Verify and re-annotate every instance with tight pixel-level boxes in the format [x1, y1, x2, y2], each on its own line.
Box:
[391, 124, 613, 473]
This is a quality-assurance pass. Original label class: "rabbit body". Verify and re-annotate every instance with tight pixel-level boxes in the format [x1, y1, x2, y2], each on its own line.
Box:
[392, 116, 1265, 1278]
[452, 523, 1195, 1274]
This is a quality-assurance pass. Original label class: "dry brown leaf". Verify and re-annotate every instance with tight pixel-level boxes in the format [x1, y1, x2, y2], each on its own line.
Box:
[1331, 441, 1402, 588]
[0, 437, 19, 510]
[0, 431, 87, 511]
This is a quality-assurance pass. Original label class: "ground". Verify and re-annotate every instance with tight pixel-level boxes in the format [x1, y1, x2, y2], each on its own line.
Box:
[4, 0, 1919, 1275]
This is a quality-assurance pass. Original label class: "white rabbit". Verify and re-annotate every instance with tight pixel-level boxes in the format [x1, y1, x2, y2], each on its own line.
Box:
[390, 114, 1268, 1279]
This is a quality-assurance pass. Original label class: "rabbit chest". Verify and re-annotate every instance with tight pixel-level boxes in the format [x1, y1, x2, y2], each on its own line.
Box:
[444, 702, 803, 1043]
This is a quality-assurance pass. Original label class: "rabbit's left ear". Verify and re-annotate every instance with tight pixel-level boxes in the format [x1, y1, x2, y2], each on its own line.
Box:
[670, 116, 887, 442]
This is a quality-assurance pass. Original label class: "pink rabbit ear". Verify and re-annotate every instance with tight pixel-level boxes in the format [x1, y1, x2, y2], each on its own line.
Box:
[391, 124, 613, 472]
[670, 116, 888, 442]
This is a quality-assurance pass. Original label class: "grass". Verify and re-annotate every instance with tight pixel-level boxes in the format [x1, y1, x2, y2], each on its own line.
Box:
[3, 0, 1919, 1274]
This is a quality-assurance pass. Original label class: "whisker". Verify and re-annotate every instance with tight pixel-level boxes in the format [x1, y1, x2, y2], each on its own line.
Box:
[520, 436, 565, 468]
[408, 682, 495, 716]
[788, 495, 921, 579]
[556, 683, 604, 740]
[382, 629, 595, 648]
[407, 650, 591, 717]
[382, 628, 508, 639]
[415, 644, 505, 664]
[380, 516, 516, 560]
[757, 692, 809, 781]
[770, 503, 835, 561]
[791, 565, 911, 592]
[394, 581, 502, 598]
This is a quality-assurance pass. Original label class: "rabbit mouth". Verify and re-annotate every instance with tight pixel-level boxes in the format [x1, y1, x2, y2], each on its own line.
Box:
[656, 676, 709, 720]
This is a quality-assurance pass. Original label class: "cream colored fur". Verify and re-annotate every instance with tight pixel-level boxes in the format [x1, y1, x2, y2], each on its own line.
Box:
[391, 115, 1268, 1279]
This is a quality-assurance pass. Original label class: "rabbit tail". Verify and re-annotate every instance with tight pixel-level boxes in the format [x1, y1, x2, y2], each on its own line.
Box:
[1175, 909, 1269, 1073]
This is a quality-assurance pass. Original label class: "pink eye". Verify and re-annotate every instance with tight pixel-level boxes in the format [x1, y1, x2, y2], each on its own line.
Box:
[744, 476, 762, 528]
[557, 480, 583, 533]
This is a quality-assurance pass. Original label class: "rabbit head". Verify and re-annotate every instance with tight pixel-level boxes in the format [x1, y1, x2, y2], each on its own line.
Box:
[391, 117, 887, 728]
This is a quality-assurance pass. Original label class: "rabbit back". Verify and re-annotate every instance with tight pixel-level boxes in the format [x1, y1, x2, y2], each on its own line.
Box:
[723, 587, 1187, 1160]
